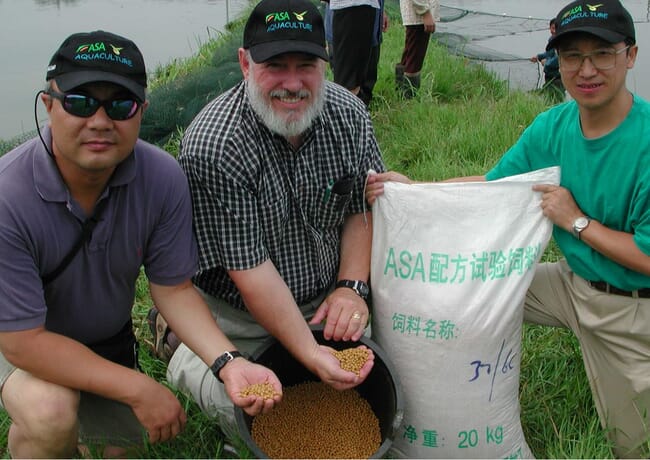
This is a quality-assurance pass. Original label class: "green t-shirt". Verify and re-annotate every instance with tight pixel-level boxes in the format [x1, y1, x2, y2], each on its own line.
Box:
[486, 95, 650, 290]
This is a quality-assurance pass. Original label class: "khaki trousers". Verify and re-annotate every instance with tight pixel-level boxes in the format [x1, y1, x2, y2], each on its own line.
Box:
[166, 288, 325, 443]
[525, 260, 650, 458]
[0, 356, 144, 448]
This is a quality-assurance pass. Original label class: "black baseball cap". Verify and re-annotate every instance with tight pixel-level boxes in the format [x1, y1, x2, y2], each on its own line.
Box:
[46, 30, 147, 101]
[548, 0, 636, 49]
[243, 0, 328, 63]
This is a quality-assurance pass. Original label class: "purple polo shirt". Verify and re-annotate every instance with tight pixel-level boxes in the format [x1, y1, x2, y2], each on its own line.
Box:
[0, 128, 198, 344]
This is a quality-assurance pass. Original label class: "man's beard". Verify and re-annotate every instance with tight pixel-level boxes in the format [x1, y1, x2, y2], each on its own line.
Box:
[246, 73, 325, 138]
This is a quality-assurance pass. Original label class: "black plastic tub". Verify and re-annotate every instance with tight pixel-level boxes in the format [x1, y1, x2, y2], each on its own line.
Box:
[234, 325, 404, 459]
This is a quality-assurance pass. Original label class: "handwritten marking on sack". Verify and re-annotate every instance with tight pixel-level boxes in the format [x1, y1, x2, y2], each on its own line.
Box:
[392, 313, 459, 340]
[468, 338, 517, 402]
[382, 244, 541, 283]
[505, 447, 524, 459]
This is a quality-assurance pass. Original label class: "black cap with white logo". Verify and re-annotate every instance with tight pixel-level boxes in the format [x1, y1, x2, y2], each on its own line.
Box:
[46, 30, 147, 101]
[548, 0, 635, 49]
[243, 0, 328, 63]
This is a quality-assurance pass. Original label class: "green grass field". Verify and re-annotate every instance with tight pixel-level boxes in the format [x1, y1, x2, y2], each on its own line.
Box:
[0, 5, 617, 458]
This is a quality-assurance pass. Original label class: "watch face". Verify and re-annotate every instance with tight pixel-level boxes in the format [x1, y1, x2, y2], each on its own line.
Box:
[358, 283, 369, 297]
[575, 217, 589, 230]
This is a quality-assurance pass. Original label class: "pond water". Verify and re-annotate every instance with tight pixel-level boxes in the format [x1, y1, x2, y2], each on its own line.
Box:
[0, 0, 248, 140]
[439, 0, 650, 97]
[1, 0, 648, 140]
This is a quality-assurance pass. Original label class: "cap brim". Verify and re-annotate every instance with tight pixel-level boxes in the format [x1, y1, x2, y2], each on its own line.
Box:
[53, 71, 146, 101]
[249, 40, 328, 63]
[548, 27, 626, 49]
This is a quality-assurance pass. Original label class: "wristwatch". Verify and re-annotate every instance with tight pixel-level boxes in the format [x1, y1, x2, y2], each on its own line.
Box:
[336, 279, 370, 300]
[210, 351, 243, 383]
[572, 216, 591, 239]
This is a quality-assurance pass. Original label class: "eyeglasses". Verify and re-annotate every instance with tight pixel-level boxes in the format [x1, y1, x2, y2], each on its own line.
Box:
[558, 46, 630, 72]
[47, 90, 141, 121]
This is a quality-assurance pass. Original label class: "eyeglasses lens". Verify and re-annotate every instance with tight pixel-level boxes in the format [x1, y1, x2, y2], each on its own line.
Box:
[560, 47, 629, 72]
[63, 94, 98, 117]
[51, 91, 139, 120]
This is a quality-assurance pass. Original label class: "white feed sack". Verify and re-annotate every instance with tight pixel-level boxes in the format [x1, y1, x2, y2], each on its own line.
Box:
[371, 167, 560, 459]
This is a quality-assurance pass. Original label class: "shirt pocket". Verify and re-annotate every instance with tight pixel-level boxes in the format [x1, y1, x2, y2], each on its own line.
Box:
[318, 176, 354, 229]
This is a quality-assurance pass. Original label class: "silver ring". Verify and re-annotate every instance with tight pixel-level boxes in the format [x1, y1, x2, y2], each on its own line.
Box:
[351, 311, 362, 320]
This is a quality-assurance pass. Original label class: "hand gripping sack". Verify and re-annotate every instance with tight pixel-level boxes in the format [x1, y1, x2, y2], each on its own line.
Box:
[371, 167, 560, 459]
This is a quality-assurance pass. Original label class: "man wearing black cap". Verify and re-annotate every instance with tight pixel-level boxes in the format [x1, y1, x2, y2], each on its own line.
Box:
[367, 0, 650, 456]
[0, 30, 281, 457]
[154, 0, 385, 443]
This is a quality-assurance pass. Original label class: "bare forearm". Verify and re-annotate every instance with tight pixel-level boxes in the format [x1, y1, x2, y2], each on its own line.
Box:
[577, 221, 650, 276]
[338, 213, 372, 281]
[0, 329, 147, 404]
[230, 262, 320, 368]
[443, 175, 486, 183]
[533, 183, 650, 277]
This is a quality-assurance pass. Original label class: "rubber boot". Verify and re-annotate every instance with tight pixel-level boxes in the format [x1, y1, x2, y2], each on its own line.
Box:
[395, 64, 407, 98]
[403, 73, 421, 99]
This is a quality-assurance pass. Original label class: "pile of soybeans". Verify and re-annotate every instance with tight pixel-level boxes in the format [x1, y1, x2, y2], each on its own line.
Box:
[331, 347, 369, 376]
[239, 381, 279, 399]
[251, 380, 381, 458]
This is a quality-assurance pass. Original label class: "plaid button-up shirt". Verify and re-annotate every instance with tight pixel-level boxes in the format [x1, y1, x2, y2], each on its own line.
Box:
[178, 80, 385, 310]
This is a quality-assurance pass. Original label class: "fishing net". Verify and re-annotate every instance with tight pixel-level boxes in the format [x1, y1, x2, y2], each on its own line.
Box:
[140, 28, 245, 146]
[435, 5, 551, 93]
[138, 0, 559, 147]
[438, 5, 550, 42]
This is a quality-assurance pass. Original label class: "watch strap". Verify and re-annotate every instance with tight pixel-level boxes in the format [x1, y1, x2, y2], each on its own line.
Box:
[336, 279, 369, 299]
[210, 350, 244, 383]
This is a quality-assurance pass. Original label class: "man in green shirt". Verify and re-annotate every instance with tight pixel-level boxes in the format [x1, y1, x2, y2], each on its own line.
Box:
[366, 1, 650, 457]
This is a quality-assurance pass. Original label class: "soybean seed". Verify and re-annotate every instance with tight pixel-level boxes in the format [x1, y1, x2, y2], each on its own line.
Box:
[331, 347, 369, 375]
[251, 381, 381, 459]
[240, 382, 279, 399]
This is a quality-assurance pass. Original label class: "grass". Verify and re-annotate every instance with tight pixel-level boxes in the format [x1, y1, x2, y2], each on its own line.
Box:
[0, 4, 614, 459]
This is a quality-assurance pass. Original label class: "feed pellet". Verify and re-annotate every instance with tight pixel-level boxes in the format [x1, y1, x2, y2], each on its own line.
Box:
[331, 347, 370, 375]
[251, 381, 381, 459]
[239, 381, 280, 399]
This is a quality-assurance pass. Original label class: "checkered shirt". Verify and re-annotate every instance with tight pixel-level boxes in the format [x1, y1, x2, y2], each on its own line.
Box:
[178, 80, 385, 310]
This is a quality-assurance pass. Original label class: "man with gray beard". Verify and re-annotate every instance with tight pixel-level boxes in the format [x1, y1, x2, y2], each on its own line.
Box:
[147, 0, 385, 443]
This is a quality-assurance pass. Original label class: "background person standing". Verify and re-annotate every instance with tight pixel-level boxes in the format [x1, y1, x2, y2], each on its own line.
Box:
[396, 0, 439, 98]
[330, 0, 385, 106]
[531, 18, 565, 102]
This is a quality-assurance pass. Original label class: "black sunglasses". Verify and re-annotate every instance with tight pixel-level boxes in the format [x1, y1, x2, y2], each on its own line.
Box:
[47, 89, 141, 121]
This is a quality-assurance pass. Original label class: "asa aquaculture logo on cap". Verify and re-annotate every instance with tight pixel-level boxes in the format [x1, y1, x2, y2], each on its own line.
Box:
[73, 41, 134, 67]
[264, 10, 313, 33]
[560, 3, 609, 26]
